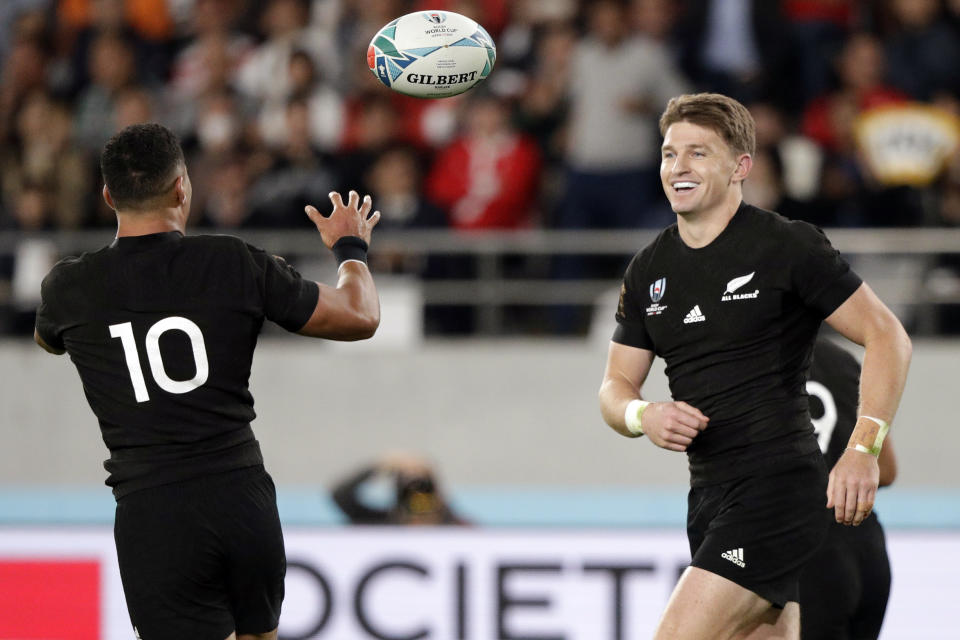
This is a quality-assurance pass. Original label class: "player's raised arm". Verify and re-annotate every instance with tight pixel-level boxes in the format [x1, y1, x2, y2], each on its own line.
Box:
[824, 282, 911, 526]
[298, 190, 382, 341]
[599, 341, 709, 448]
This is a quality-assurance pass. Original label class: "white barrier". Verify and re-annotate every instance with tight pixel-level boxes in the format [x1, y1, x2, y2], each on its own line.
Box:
[0, 527, 956, 639]
[3, 339, 959, 490]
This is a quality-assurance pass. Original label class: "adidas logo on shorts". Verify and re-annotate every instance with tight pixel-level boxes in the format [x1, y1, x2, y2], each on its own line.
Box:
[722, 547, 746, 567]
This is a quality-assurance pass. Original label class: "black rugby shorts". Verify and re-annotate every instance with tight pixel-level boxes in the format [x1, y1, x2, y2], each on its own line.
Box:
[114, 465, 285, 640]
[686, 451, 830, 608]
[799, 513, 891, 639]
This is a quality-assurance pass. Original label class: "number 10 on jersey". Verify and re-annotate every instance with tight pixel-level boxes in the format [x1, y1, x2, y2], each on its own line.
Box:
[109, 317, 209, 403]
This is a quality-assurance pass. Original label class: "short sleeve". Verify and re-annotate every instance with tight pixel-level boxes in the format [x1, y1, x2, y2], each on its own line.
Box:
[35, 267, 67, 351]
[247, 245, 320, 332]
[612, 254, 655, 350]
[790, 223, 862, 318]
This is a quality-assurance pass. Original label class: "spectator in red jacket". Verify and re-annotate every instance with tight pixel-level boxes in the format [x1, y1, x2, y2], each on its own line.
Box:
[803, 32, 923, 227]
[802, 32, 907, 153]
[426, 94, 541, 230]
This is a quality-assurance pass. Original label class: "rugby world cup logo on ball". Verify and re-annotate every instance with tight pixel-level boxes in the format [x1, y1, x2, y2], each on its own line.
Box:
[367, 11, 496, 98]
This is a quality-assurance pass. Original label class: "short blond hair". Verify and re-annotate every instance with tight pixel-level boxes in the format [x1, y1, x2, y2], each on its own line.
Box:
[658, 93, 756, 157]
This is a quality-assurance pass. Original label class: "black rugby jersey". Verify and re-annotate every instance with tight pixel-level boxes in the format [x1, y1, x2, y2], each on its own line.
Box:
[807, 337, 861, 468]
[35, 231, 319, 498]
[613, 203, 862, 485]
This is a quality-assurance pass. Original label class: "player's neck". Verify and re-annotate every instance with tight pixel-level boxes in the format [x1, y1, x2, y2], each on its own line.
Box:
[676, 192, 743, 249]
[115, 209, 186, 238]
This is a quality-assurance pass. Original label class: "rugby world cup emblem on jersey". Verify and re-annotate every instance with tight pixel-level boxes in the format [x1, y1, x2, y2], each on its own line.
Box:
[649, 278, 667, 302]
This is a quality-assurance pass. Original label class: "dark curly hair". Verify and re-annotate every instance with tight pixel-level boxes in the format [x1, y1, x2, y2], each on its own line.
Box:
[100, 123, 185, 211]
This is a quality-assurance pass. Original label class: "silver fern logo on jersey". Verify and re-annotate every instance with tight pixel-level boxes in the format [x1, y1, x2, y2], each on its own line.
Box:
[721, 272, 759, 301]
[649, 278, 667, 302]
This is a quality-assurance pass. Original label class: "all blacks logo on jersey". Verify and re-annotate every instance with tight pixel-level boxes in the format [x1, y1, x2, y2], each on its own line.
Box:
[720, 272, 760, 302]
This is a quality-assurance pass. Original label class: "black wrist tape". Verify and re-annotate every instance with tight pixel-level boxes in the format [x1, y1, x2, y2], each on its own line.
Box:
[332, 236, 369, 265]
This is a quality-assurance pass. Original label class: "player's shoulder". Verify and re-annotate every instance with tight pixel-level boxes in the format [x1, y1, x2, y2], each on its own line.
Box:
[41, 248, 105, 292]
[638, 223, 679, 258]
[743, 204, 828, 243]
[628, 224, 678, 277]
[737, 204, 842, 265]
[45, 253, 85, 277]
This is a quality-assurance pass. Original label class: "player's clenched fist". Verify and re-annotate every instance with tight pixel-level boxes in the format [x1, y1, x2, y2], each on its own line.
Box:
[305, 190, 381, 248]
[642, 401, 709, 452]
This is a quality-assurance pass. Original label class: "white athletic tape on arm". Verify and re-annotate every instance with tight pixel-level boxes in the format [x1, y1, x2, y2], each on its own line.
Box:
[625, 399, 650, 436]
[850, 415, 890, 457]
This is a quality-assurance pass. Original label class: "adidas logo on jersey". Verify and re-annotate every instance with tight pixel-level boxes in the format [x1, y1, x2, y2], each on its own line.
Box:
[683, 305, 706, 324]
[722, 548, 746, 567]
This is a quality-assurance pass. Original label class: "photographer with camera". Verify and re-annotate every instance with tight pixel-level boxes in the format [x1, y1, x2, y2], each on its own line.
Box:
[331, 453, 468, 526]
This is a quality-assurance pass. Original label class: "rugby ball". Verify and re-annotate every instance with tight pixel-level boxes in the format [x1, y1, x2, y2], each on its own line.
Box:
[367, 11, 496, 98]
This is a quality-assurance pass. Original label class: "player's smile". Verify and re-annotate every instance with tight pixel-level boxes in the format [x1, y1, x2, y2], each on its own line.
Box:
[671, 181, 699, 194]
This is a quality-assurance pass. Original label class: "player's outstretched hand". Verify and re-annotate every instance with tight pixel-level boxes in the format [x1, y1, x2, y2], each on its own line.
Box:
[641, 401, 709, 452]
[827, 448, 880, 526]
[305, 190, 381, 249]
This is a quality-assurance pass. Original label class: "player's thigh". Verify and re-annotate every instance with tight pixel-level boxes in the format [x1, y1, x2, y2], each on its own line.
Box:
[798, 526, 860, 640]
[114, 480, 235, 640]
[214, 466, 286, 635]
[738, 602, 800, 640]
[688, 453, 830, 609]
[654, 566, 776, 640]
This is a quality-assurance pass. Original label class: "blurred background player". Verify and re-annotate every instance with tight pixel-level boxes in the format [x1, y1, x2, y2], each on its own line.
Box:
[801, 335, 897, 640]
[34, 123, 381, 640]
[332, 452, 468, 526]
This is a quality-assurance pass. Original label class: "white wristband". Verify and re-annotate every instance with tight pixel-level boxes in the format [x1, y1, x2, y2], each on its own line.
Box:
[625, 399, 650, 436]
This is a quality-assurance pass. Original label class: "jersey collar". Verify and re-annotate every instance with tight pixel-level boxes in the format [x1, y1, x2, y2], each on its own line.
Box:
[110, 231, 185, 250]
[674, 201, 750, 253]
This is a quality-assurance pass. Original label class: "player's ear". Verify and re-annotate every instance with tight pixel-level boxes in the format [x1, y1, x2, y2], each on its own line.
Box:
[102, 184, 116, 210]
[174, 175, 186, 205]
[732, 153, 753, 184]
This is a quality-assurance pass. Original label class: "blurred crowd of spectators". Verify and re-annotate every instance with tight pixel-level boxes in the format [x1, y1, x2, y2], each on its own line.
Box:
[2, 0, 960, 334]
